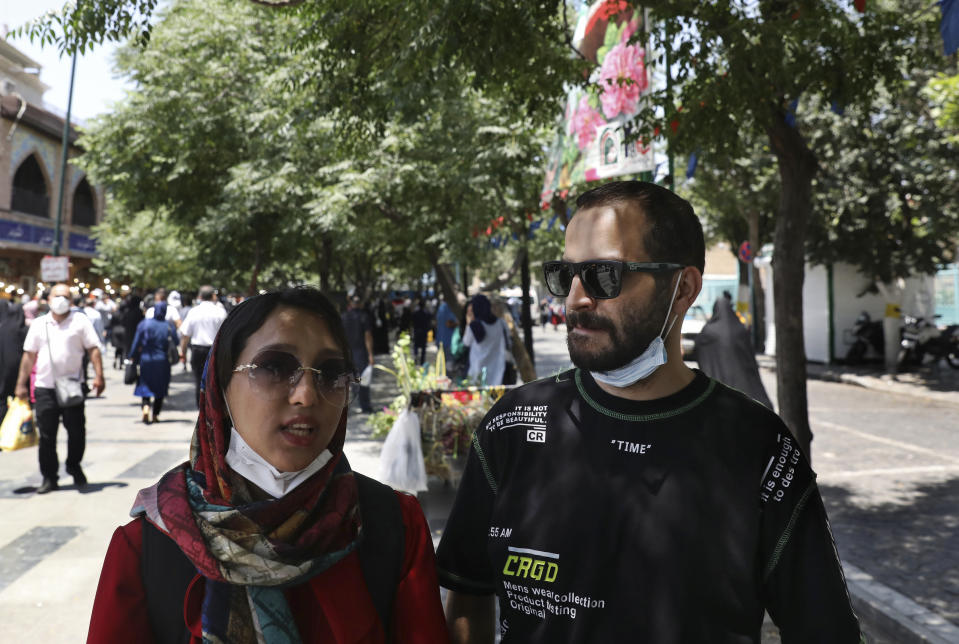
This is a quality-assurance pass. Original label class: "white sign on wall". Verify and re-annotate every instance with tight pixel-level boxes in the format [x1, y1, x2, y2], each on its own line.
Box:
[40, 255, 69, 282]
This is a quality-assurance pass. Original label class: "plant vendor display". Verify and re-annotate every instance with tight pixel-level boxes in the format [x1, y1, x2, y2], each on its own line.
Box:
[371, 333, 504, 482]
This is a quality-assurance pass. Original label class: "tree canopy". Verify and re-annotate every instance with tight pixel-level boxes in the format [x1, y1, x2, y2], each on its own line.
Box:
[26, 0, 958, 452]
[78, 0, 551, 300]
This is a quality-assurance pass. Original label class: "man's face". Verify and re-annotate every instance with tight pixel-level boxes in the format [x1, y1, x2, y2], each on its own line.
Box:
[563, 203, 677, 372]
[50, 284, 71, 300]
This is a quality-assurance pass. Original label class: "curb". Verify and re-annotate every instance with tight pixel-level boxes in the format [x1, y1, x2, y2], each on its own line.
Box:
[844, 563, 959, 644]
[757, 359, 959, 408]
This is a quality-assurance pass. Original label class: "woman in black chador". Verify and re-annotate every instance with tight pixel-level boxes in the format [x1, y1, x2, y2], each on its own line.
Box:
[694, 295, 773, 409]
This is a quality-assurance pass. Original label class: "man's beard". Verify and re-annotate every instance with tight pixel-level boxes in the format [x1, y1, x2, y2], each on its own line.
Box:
[566, 281, 672, 372]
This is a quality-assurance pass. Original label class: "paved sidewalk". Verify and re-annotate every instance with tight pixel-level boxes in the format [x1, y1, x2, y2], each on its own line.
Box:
[757, 354, 959, 408]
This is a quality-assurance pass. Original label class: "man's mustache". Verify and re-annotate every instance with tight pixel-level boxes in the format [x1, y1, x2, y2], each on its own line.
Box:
[566, 310, 615, 332]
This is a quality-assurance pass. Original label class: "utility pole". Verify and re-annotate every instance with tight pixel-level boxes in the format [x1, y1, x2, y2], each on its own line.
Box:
[53, 52, 77, 257]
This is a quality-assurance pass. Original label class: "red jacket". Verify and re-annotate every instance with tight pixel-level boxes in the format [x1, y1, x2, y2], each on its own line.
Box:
[88, 492, 449, 643]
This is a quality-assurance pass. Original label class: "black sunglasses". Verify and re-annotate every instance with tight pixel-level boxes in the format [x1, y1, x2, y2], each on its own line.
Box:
[542, 260, 684, 299]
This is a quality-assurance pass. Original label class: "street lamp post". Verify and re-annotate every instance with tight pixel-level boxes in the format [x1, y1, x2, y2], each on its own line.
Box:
[53, 52, 78, 257]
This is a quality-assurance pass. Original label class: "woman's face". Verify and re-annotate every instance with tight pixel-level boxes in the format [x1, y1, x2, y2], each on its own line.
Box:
[224, 305, 347, 472]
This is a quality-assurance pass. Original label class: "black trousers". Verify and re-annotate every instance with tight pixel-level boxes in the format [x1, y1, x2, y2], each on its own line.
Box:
[141, 396, 165, 416]
[350, 347, 373, 412]
[34, 387, 86, 481]
[190, 345, 212, 409]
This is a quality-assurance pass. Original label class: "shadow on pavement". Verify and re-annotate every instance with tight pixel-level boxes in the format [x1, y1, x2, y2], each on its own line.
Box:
[12, 481, 129, 495]
[820, 477, 959, 625]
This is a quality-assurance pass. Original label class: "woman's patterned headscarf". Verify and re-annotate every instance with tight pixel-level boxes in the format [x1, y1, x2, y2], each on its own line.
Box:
[132, 323, 361, 643]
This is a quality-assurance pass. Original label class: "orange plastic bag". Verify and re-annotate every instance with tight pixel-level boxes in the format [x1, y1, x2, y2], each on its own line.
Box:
[0, 397, 38, 451]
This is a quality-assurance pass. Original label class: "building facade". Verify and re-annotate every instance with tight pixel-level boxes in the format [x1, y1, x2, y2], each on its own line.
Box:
[0, 39, 103, 297]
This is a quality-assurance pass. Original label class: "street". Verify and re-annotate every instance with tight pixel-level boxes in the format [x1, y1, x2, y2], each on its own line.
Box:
[0, 324, 956, 641]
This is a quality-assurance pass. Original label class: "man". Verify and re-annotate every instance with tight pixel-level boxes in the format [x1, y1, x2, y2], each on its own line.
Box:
[94, 291, 117, 344]
[178, 285, 227, 408]
[15, 283, 105, 494]
[22, 290, 48, 326]
[437, 181, 860, 643]
[144, 287, 181, 328]
[342, 295, 375, 413]
[81, 295, 105, 340]
[411, 298, 434, 365]
[0, 298, 27, 423]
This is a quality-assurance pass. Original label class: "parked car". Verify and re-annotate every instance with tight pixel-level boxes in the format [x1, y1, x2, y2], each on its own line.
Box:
[681, 305, 708, 360]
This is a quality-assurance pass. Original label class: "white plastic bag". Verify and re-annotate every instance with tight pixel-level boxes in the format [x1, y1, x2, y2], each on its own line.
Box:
[359, 365, 373, 387]
[378, 409, 428, 493]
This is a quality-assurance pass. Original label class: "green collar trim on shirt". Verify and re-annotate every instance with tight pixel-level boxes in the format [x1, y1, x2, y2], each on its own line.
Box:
[574, 369, 716, 422]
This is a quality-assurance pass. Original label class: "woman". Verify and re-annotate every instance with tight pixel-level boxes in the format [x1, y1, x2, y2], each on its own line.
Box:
[88, 287, 448, 643]
[119, 292, 144, 365]
[462, 293, 510, 386]
[130, 301, 178, 424]
[0, 298, 27, 423]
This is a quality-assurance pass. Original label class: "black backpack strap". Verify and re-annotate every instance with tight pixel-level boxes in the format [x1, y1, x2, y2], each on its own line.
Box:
[140, 518, 196, 644]
[355, 472, 406, 638]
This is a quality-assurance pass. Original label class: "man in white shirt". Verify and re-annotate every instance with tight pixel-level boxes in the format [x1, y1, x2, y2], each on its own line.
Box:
[145, 287, 181, 327]
[178, 285, 227, 408]
[15, 283, 104, 494]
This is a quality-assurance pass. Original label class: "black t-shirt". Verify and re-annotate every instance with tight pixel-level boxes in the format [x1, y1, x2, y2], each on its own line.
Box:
[341, 308, 371, 351]
[436, 369, 861, 644]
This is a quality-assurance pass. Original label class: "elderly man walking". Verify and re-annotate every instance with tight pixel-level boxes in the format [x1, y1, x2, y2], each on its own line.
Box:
[15, 283, 104, 494]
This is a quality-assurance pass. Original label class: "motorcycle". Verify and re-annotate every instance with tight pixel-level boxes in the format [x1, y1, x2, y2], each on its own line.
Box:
[843, 312, 885, 365]
[897, 314, 959, 370]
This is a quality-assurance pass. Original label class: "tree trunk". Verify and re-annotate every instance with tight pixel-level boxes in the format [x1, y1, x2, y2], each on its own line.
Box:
[520, 244, 534, 366]
[503, 312, 537, 382]
[754, 268, 767, 353]
[766, 115, 817, 458]
[427, 246, 463, 319]
[315, 236, 333, 294]
[249, 237, 262, 296]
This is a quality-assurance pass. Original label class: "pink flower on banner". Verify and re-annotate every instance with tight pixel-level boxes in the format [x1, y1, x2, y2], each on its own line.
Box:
[598, 42, 648, 119]
[570, 95, 605, 150]
[620, 18, 638, 44]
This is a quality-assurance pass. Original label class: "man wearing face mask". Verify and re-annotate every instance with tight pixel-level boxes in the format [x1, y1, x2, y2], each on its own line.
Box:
[437, 181, 861, 643]
[15, 283, 105, 495]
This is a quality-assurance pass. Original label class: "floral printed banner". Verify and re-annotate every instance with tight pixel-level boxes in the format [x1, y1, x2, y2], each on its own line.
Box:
[541, 1, 654, 206]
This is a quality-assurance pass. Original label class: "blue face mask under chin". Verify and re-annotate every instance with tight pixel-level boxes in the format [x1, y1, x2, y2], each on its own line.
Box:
[590, 273, 682, 388]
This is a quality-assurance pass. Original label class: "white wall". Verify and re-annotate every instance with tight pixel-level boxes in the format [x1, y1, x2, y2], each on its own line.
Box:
[830, 263, 885, 360]
[803, 265, 830, 363]
[759, 260, 935, 363]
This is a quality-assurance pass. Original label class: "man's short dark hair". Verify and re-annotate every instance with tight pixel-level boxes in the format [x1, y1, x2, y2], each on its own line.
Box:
[575, 181, 706, 274]
[154, 287, 168, 300]
[198, 285, 215, 301]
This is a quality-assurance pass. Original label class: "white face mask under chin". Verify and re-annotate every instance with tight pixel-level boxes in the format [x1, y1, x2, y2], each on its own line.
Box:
[591, 273, 683, 388]
[224, 398, 332, 498]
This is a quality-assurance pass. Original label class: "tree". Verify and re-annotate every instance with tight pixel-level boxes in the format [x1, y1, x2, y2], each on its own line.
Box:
[91, 206, 200, 288]
[15, 0, 580, 132]
[618, 1, 928, 453]
[78, 0, 557, 303]
[805, 85, 959, 288]
[24, 0, 945, 453]
[682, 141, 779, 349]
